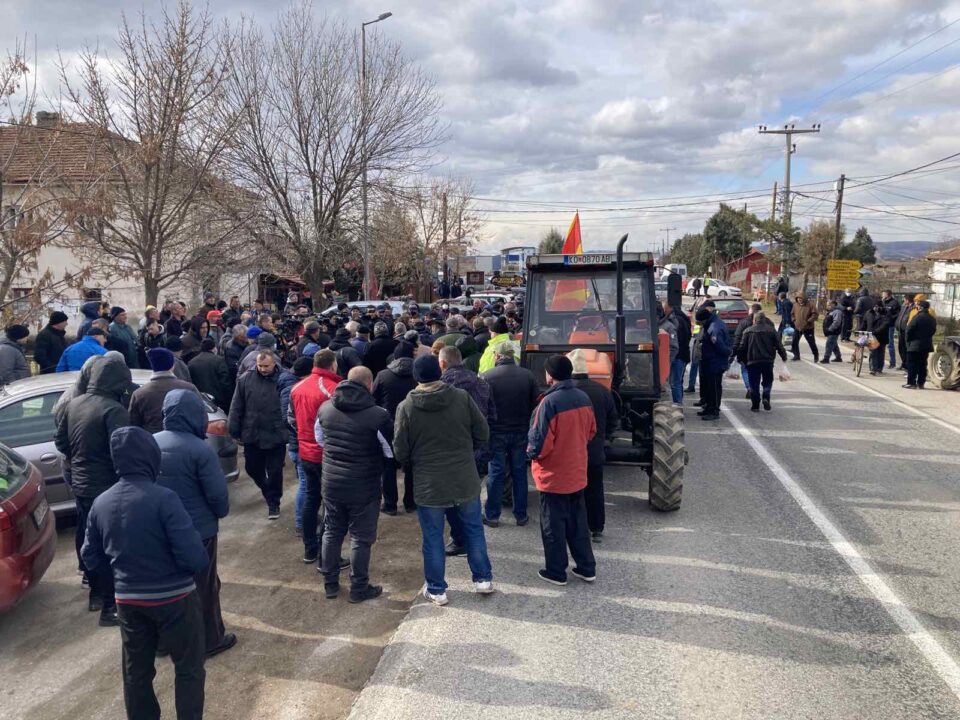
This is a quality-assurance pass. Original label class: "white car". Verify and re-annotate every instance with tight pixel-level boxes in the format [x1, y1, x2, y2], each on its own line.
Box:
[686, 278, 742, 298]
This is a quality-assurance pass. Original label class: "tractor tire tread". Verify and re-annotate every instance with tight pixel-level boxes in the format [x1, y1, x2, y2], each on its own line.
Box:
[650, 402, 684, 512]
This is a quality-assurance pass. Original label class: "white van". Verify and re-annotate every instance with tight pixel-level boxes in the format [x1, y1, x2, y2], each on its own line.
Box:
[663, 263, 687, 279]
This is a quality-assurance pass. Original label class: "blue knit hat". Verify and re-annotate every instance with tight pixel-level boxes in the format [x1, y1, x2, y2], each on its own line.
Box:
[147, 347, 176, 372]
[302, 342, 321, 358]
[246, 326, 263, 340]
[413, 355, 441, 383]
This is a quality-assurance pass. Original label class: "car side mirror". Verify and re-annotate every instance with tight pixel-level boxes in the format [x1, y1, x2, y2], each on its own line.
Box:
[667, 274, 683, 308]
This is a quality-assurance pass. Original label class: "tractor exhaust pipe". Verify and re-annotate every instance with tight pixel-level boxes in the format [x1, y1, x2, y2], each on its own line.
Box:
[615, 233, 628, 389]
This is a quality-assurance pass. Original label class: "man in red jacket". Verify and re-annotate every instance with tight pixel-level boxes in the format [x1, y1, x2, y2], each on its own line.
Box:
[527, 355, 597, 586]
[288, 349, 341, 564]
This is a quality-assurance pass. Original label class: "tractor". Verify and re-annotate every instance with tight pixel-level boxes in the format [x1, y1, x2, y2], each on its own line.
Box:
[929, 336, 960, 390]
[520, 235, 686, 511]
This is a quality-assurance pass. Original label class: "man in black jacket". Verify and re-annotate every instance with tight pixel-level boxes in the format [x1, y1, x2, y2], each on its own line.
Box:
[189, 338, 233, 412]
[481, 342, 538, 526]
[738, 311, 787, 412]
[567, 348, 618, 542]
[840, 289, 856, 341]
[668, 303, 692, 405]
[364, 322, 397, 378]
[372, 341, 417, 514]
[296, 321, 329, 357]
[853, 288, 874, 332]
[229, 351, 288, 518]
[316, 367, 393, 602]
[129, 348, 200, 433]
[222, 324, 249, 383]
[904, 300, 937, 389]
[896, 293, 916, 372]
[54, 353, 132, 625]
[820, 301, 844, 363]
[881, 290, 901, 370]
[864, 302, 891, 375]
[34, 311, 69, 374]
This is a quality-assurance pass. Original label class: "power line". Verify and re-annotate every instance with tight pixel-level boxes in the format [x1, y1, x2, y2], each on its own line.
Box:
[794, 191, 960, 225]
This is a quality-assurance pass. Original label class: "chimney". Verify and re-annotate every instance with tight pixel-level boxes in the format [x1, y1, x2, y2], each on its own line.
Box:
[35, 111, 60, 129]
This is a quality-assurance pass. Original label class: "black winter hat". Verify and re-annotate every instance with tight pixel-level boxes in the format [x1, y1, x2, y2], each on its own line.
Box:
[413, 355, 442, 383]
[49, 311, 69, 325]
[544, 354, 573, 382]
[109, 306, 126, 320]
[394, 340, 415, 359]
[5, 324, 29, 341]
[493, 317, 509, 334]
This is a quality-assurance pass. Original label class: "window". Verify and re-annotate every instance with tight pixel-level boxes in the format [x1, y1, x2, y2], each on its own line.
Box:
[0, 392, 64, 448]
[2, 205, 23, 231]
[82, 287, 103, 302]
[11, 288, 32, 316]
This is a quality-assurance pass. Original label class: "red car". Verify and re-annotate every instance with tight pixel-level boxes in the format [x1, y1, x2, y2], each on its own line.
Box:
[0, 443, 56, 612]
[690, 297, 750, 335]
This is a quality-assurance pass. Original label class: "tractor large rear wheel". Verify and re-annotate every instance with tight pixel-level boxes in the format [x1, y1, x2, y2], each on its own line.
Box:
[649, 402, 684, 511]
[929, 341, 960, 390]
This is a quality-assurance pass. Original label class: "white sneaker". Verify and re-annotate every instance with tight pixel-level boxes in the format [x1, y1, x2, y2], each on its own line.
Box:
[474, 580, 494, 594]
[421, 583, 448, 606]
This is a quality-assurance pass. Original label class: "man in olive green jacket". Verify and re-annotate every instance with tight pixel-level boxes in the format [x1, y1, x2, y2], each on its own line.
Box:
[393, 355, 492, 606]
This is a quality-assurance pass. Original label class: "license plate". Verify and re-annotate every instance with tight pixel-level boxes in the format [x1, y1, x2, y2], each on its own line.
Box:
[564, 253, 613, 265]
[32, 498, 49, 528]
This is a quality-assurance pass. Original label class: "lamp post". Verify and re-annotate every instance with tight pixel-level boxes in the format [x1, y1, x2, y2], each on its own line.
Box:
[361, 11, 392, 300]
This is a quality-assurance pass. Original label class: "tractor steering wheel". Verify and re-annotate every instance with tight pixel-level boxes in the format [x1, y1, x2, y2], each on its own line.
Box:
[574, 313, 607, 333]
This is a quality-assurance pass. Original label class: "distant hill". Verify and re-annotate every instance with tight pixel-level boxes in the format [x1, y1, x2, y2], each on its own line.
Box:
[875, 241, 939, 261]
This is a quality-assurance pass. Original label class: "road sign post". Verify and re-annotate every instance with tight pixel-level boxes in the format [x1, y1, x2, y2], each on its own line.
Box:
[826, 259, 862, 291]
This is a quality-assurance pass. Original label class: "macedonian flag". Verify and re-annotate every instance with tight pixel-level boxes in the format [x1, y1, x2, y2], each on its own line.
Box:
[550, 212, 588, 311]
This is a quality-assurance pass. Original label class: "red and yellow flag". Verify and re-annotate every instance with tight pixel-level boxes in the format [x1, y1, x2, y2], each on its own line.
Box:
[550, 212, 588, 311]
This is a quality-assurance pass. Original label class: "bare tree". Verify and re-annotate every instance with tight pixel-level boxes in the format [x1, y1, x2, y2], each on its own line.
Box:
[0, 38, 87, 323]
[224, 3, 444, 294]
[57, 2, 256, 306]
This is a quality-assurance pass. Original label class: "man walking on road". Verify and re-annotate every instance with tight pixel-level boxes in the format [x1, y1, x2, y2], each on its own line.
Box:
[154, 389, 236, 658]
[777, 293, 793, 336]
[790, 294, 819, 363]
[229, 352, 288, 519]
[315, 367, 393, 602]
[481, 342, 538, 527]
[81, 427, 209, 720]
[568, 349, 618, 543]
[394, 355, 493, 606]
[904, 300, 937, 390]
[695, 304, 731, 421]
[528, 355, 597, 586]
[820, 301, 844, 363]
[737, 312, 787, 412]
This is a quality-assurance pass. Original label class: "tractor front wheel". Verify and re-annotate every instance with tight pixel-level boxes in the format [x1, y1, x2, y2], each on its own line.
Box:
[649, 402, 684, 511]
[929, 341, 960, 390]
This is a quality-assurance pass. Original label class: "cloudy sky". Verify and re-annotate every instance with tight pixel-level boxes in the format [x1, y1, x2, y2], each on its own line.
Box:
[5, 0, 960, 254]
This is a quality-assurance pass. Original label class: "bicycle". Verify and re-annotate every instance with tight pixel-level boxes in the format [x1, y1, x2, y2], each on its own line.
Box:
[851, 331, 877, 377]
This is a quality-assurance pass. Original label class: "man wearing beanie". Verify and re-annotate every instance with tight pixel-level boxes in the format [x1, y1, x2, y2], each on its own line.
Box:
[527, 354, 597, 586]
[164, 336, 193, 382]
[189, 338, 233, 412]
[372, 339, 417, 514]
[478, 316, 516, 373]
[108, 307, 139, 369]
[238, 331, 282, 376]
[129, 348, 201, 433]
[35, 311, 70, 374]
[393, 354, 493, 606]
[0, 323, 31, 384]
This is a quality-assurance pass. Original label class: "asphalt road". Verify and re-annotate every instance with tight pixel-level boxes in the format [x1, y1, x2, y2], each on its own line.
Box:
[350, 361, 960, 719]
[0, 463, 425, 720]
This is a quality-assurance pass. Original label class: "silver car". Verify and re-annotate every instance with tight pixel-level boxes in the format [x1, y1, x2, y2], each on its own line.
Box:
[0, 371, 240, 518]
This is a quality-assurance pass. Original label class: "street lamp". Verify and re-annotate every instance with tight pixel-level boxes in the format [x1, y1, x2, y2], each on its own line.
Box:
[361, 11, 393, 300]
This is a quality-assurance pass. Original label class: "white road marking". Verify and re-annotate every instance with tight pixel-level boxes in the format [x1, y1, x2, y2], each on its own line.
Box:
[722, 403, 960, 701]
[808, 360, 960, 437]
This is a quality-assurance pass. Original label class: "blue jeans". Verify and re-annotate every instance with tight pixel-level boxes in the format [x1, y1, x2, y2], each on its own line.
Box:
[669, 359, 685, 403]
[687, 356, 699, 391]
[289, 449, 307, 530]
[740, 362, 750, 391]
[485, 431, 529, 521]
[417, 497, 492, 594]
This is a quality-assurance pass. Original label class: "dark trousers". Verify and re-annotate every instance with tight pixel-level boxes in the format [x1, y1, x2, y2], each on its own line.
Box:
[841, 311, 853, 341]
[118, 591, 205, 720]
[243, 444, 285, 509]
[700, 367, 723, 414]
[791, 327, 819, 360]
[824, 334, 842, 361]
[301, 460, 323, 557]
[898, 333, 908, 368]
[907, 351, 930, 387]
[869, 342, 887, 372]
[76, 495, 115, 610]
[540, 490, 595, 582]
[381, 460, 415, 511]
[320, 497, 380, 591]
[197, 536, 225, 652]
[584, 463, 605, 533]
[746, 362, 774, 409]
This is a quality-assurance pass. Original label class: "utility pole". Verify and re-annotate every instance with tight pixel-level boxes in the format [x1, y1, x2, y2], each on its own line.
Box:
[766, 181, 778, 301]
[771, 181, 778, 218]
[833, 174, 845, 259]
[441, 190, 448, 286]
[455, 208, 462, 282]
[659, 227, 676, 260]
[758, 123, 820, 227]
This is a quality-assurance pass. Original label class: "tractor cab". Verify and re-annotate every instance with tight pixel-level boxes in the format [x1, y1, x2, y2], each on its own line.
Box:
[520, 240, 685, 511]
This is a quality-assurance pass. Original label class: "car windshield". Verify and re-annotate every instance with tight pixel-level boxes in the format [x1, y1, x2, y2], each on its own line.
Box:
[712, 299, 748, 312]
[0, 443, 30, 501]
[526, 270, 652, 344]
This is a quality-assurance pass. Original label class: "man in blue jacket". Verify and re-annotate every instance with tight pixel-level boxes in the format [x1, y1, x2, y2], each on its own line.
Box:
[81, 426, 209, 720]
[57, 328, 108, 371]
[154, 389, 235, 658]
[695, 305, 731, 421]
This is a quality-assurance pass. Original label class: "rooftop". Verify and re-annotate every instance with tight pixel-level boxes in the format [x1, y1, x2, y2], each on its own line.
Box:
[926, 245, 960, 262]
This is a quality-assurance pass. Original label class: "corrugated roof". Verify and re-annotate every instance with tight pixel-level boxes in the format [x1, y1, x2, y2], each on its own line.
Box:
[927, 245, 960, 262]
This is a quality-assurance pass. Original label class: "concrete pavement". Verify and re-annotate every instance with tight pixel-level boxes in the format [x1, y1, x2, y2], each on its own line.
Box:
[349, 359, 960, 719]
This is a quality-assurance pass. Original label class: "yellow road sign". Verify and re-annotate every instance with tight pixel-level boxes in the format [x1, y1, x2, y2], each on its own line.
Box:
[826, 259, 861, 290]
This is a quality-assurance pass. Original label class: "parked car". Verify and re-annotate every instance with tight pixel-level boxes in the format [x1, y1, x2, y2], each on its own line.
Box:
[0, 371, 240, 519]
[690, 297, 750, 335]
[451, 292, 518, 306]
[319, 300, 407, 317]
[685, 278, 743, 298]
[0, 442, 56, 612]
